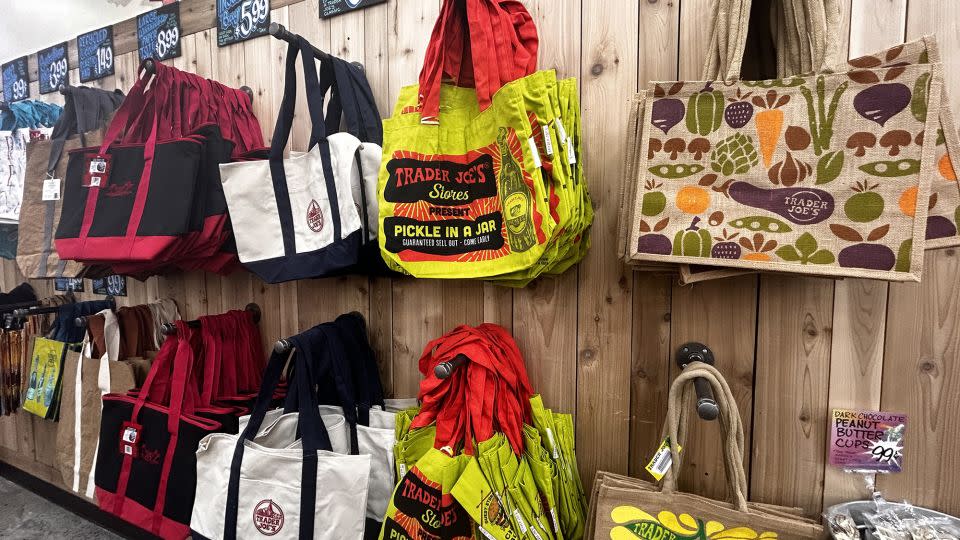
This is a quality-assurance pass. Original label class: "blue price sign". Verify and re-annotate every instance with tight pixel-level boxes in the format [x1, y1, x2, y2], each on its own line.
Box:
[320, 0, 387, 18]
[78, 26, 115, 83]
[38, 42, 70, 94]
[2, 56, 30, 102]
[92, 275, 127, 297]
[137, 2, 182, 62]
[218, 0, 271, 47]
[54, 278, 84, 293]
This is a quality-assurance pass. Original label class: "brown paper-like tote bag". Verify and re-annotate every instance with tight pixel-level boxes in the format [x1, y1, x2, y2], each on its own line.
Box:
[590, 364, 823, 540]
[623, 0, 943, 282]
[56, 313, 143, 500]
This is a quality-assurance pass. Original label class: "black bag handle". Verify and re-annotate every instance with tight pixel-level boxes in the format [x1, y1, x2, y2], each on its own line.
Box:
[333, 312, 385, 422]
[269, 36, 344, 259]
[283, 323, 361, 454]
[319, 58, 383, 145]
[224, 327, 334, 540]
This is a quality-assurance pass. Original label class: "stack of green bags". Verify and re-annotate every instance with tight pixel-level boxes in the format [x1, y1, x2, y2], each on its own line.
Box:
[384, 396, 588, 540]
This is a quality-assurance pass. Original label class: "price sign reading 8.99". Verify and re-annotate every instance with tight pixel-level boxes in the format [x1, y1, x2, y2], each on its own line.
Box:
[38, 42, 69, 94]
[78, 26, 115, 83]
[217, 0, 271, 47]
[137, 2, 182, 61]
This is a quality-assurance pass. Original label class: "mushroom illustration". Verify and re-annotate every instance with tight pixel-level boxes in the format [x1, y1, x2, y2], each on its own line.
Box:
[664, 138, 687, 160]
[846, 132, 877, 157]
[648, 138, 663, 159]
[688, 138, 711, 160]
[880, 130, 912, 156]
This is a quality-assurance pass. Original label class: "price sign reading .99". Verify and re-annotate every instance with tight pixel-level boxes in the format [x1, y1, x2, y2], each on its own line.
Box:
[78, 26, 115, 83]
[38, 42, 69, 94]
[217, 0, 271, 47]
[137, 2, 182, 62]
[3, 57, 30, 102]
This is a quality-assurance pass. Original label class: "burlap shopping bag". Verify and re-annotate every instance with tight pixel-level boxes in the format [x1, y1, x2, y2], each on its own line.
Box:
[56, 348, 139, 499]
[622, 0, 943, 282]
[590, 363, 822, 539]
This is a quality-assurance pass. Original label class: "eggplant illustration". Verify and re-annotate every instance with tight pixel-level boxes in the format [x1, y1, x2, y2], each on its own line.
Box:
[651, 98, 685, 134]
[838, 244, 896, 271]
[728, 182, 834, 225]
[637, 234, 673, 255]
[853, 83, 911, 127]
[926, 215, 958, 240]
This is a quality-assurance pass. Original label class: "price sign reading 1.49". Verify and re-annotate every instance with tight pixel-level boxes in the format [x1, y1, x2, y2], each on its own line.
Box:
[38, 42, 69, 94]
[78, 26, 115, 83]
[217, 0, 271, 47]
[2, 57, 30, 102]
[137, 2, 182, 62]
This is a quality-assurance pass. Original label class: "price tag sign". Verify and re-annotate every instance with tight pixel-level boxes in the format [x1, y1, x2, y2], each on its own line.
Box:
[217, 0, 271, 47]
[137, 2, 182, 62]
[320, 0, 387, 19]
[2, 56, 30, 102]
[92, 275, 127, 297]
[54, 278, 84, 293]
[829, 409, 907, 473]
[38, 42, 69, 94]
[78, 26, 115, 83]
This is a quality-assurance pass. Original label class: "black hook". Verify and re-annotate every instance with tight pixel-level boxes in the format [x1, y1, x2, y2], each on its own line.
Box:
[434, 354, 469, 379]
[675, 342, 720, 421]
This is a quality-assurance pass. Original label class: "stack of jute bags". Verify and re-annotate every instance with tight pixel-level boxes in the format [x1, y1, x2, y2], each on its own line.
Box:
[618, 0, 959, 284]
[377, 0, 592, 286]
[587, 363, 823, 539]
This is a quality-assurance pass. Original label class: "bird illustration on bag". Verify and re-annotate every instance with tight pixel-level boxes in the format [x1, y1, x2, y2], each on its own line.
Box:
[497, 128, 536, 253]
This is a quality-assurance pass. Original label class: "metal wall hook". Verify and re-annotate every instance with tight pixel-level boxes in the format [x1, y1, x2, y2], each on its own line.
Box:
[269, 22, 332, 61]
[676, 342, 720, 421]
[162, 303, 262, 335]
[434, 354, 469, 379]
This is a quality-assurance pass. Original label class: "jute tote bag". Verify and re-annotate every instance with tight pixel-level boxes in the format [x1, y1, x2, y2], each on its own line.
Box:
[590, 363, 823, 539]
[622, 0, 943, 281]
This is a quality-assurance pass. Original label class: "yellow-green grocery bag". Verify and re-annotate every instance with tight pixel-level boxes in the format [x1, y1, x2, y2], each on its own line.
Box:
[22, 337, 67, 419]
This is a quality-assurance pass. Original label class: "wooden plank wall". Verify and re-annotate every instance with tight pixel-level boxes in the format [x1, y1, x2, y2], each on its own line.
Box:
[1, 0, 959, 519]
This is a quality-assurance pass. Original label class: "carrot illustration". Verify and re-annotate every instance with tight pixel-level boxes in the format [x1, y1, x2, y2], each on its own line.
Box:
[753, 90, 790, 168]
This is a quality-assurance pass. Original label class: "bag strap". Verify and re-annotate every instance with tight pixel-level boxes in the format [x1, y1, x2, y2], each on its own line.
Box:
[660, 362, 749, 513]
[224, 328, 332, 540]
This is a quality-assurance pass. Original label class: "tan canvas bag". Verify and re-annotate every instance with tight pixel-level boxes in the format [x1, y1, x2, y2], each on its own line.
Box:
[589, 363, 823, 539]
[621, 0, 943, 282]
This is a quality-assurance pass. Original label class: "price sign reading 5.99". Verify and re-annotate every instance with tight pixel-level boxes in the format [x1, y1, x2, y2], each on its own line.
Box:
[38, 42, 69, 94]
[78, 26, 115, 83]
[218, 0, 271, 47]
[137, 2, 182, 62]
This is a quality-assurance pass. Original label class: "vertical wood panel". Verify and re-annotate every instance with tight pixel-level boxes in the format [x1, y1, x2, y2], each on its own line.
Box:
[751, 276, 834, 516]
[576, 0, 638, 487]
[847, 0, 907, 59]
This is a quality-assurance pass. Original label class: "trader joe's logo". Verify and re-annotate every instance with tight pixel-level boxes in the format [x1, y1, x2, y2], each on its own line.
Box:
[253, 499, 284, 536]
[307, 200, 324, 233]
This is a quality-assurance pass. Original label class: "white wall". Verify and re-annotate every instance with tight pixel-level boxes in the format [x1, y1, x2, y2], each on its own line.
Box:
[0, 0, 158, 63]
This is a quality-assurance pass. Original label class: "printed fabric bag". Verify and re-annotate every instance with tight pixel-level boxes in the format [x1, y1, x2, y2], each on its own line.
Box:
[622, 0, 943, 281]
[191, 325, 372, 540]
[219, 36, 364, 284]
[94, 322, 235, 539]
[55, 63, 207, 264]
[21, 336, 68, 419]
[17, 86, 123, 279]
[590, 363, 823, 539]
[56, 309, 140, 499]
[378, 0, 560, 279]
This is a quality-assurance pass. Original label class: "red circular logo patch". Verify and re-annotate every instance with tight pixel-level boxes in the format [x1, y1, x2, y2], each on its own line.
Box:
[253, 499, 284, 536]
[307, 200, 324, 233]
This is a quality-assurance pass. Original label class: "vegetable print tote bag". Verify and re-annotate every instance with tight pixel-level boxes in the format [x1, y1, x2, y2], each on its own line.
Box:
[625, 0, 943, 281]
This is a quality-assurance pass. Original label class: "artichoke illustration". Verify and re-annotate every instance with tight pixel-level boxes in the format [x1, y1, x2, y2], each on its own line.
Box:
[711, 133, 760, 176]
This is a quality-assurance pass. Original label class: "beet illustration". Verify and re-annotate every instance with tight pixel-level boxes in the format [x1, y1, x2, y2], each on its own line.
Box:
[638, 234, 673, 255]
[712, 242, 741, 259]
[725, 100, 754, 129]
[853, 83, 911, 126]
[926, 215, 958, 240]
[728, 182, 834, 225]
[838, 244, 896, 270]
[652, 99, 685, 134]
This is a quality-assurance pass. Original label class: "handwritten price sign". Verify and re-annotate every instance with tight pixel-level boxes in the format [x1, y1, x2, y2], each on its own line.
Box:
[320, 0, 387, 19]
[829, 409, 907, 473]
[137, 2, 182, 62]
[218, 0, 271, 47]
[38, 42, 69, 94]
[2, 57, 30, 102]
[78, 26, 115, 83]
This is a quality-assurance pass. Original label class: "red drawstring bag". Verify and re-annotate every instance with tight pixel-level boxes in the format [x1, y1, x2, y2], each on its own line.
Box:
[411, 324, 533, 455]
